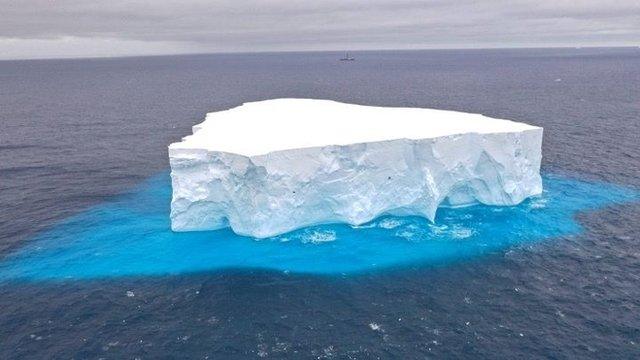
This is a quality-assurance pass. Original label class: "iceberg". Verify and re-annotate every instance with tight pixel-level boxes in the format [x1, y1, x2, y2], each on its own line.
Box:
[169, 99, 543, 238]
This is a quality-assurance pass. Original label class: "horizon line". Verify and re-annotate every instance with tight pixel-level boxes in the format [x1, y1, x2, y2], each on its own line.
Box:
[1, 45, 638, 62]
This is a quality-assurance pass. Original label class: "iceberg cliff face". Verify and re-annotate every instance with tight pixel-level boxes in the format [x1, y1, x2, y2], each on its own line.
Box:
[169, 99, 543, 238]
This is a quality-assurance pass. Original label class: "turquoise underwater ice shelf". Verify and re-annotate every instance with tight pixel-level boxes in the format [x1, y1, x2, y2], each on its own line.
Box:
[0, 173, 637, 281]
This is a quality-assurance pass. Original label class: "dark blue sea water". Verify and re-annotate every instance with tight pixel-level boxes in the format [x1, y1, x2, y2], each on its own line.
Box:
[1, 48, 640, 358]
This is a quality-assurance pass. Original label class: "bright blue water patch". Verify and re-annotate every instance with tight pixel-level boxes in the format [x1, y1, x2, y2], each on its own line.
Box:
[0, 173, 636, 281]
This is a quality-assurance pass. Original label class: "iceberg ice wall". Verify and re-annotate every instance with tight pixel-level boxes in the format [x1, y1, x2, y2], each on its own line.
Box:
[169, 99, 543, 238]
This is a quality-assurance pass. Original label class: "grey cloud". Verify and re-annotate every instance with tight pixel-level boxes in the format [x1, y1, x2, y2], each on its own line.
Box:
[1, 0, 639, 59]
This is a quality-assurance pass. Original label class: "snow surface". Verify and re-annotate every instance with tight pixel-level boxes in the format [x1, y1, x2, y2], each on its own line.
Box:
[170, 98, 539, 156]
[169, 99, 543, 238]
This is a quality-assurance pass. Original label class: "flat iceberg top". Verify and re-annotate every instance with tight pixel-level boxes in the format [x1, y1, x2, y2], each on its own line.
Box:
[170, 99, 540, 156]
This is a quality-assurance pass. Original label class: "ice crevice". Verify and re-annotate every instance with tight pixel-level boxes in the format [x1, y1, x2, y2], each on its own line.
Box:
[169, 99, 543, 238]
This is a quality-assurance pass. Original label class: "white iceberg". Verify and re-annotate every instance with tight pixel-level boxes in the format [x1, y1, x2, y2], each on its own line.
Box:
[169, 99, 542, 238]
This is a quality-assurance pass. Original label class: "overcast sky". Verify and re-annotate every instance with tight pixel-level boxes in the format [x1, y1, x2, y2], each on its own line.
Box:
[1, 0, 639, 59]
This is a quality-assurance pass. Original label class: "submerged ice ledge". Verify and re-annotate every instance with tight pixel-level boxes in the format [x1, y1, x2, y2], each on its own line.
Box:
[169, 99, 543, 238]
[1, 173, 637, 281]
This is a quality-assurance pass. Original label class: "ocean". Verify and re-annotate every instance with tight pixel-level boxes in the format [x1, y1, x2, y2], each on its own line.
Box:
[1, 48, 639, 358]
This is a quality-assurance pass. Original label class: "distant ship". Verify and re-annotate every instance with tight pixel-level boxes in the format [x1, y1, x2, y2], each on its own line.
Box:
[340, 52, 355, 61]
